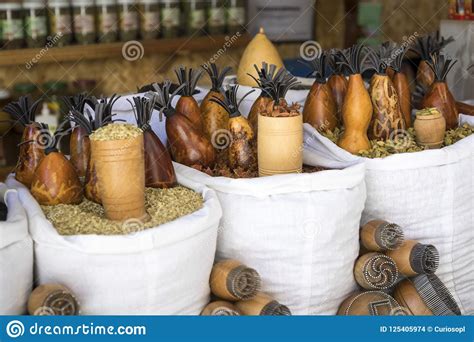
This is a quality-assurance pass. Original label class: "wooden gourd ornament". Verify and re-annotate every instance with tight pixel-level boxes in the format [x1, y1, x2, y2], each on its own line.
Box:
[174, 66, 203, 132]
[3, 96, 44, 187]
[63, 94, 91, 179]
[390, 44, 412, 127]
[327, 49, 348, 123]
[303, 51, 338, 132]
[410, 33, 454, 91]
[200, 63, 232, 142]
[210, 259, 261, 301]
[30, 123, 83, 205]
[422, 53, 459, 130]
[209, 86, 255, 170]
[360, 219, 404, 252]
[366, 44, 406, 140]
[130, 95, 177, 188]
[386, 240, 439, 277]
[336, 45, 374, 154]
[67, 95, 120, 204]
[201, 301, 241, 316]
[152, 81, 215, 168]
[247, 62, 284, 133]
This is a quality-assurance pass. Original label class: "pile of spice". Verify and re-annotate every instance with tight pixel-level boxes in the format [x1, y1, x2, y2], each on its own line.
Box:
[42, 186, 203, 236]
[90, 123, 143, 141]
[322, 124, 474, 159]
[192, 147, 324, 178]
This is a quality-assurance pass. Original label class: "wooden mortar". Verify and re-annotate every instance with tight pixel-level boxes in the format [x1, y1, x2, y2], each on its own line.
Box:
[414, 108, 446, 149]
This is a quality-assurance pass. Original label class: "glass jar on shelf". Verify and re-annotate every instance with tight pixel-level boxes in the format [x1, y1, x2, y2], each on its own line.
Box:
[0, 1, 25, 49]
[207, 0, 225, 35]
[226, 0, 245, 34]
[118, 0, 139, 41]
[24, 0, 49, 48]
[48, 0, 73, 47]
[183, 0, 206, 36]
[161, 0, 180, 38]
[96, 0, 118, 43]
[72, 0, 97, 45]
[139, 0, 160, 40]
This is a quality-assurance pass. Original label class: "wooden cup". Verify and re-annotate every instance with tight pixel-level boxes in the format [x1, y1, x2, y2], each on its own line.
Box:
[258, 114, 303, 177]
[414, 109, 446, 149]
[91, 134, 149, 222]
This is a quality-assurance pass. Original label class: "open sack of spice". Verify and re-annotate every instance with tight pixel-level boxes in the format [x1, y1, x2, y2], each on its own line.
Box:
[303, 38, 474, 314]
[0, 183, 33, 315]
[147, 63, 368, 315]
[4, 93, 223, 315]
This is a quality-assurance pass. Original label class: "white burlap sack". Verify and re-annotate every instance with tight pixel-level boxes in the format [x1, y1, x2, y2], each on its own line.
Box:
[0, 184, 33, 314]
[6, 176, 222, 315]
[303, 114, 474, 314]
[175, 162, 366, 315]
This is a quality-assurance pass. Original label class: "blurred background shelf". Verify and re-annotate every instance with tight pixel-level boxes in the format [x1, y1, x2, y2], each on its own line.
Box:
[0, 34, 251, 67]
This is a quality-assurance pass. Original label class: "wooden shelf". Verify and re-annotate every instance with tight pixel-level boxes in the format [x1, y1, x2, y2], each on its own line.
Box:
[0, 34, 250, 66]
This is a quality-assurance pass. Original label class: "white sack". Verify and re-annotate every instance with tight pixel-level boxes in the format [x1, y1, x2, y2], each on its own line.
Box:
[0, 184, 33, 315]
[7, 176, 222, 315]
[303, 115, 474, 314]
[175, 162, 366, 315]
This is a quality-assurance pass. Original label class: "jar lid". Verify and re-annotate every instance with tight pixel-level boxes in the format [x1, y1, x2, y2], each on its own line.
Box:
[0, 2, 22, 10]
[13, 83, 38, 94]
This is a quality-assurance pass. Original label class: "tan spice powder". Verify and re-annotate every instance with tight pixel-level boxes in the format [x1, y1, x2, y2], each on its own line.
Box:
[42, 186, 204, 236]
[90, 123, 143, 141]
